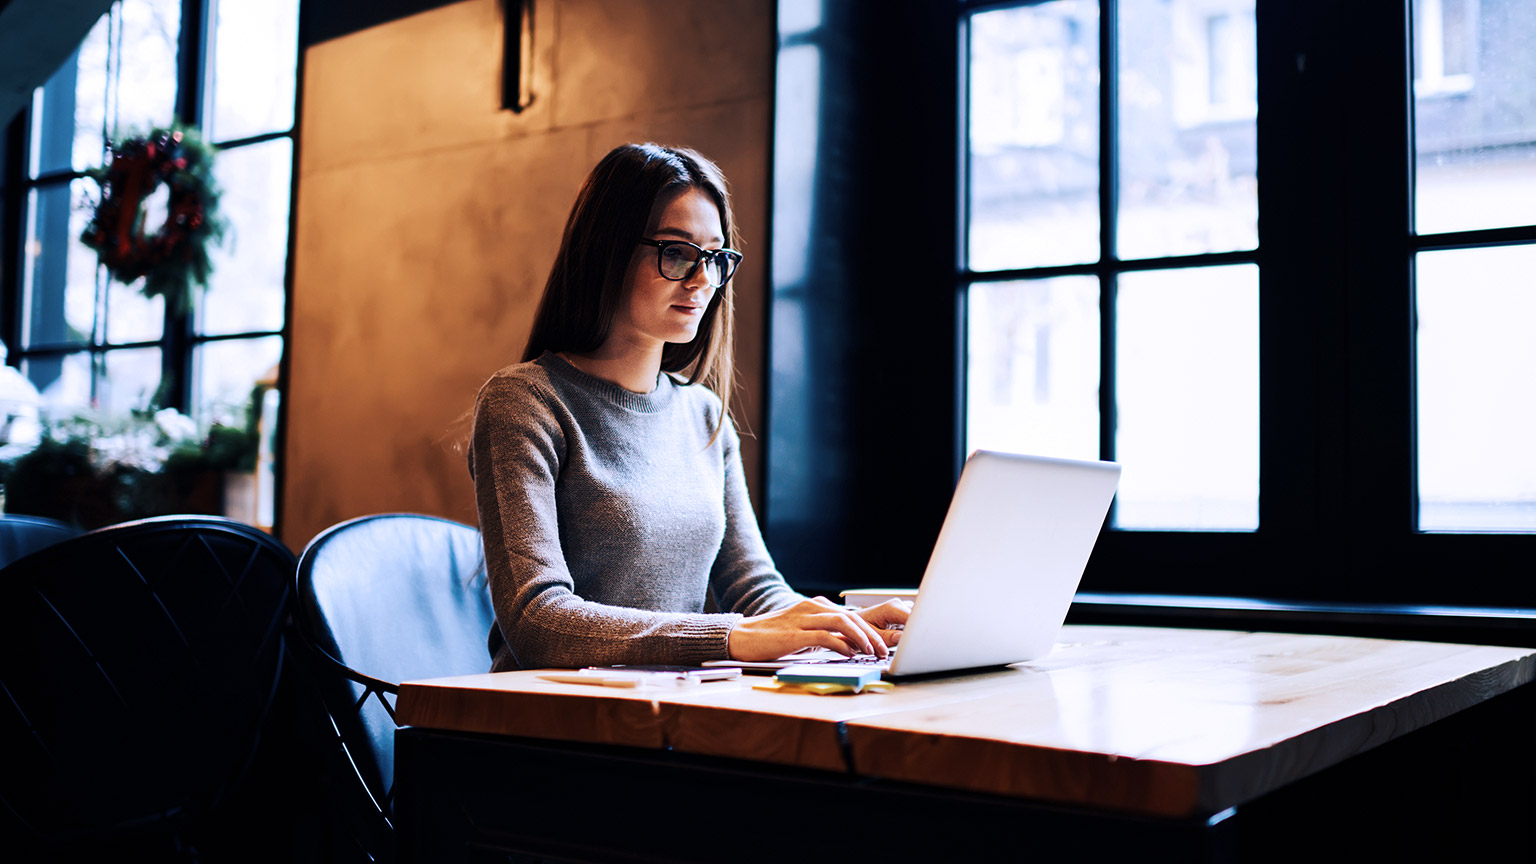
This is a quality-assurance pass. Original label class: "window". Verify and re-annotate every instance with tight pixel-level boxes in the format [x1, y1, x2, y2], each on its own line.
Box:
[956, 0, 1536, 602]
[5, 0, 298, 526]
[1411, 0, 1536, 532]
[964, 0, 1259, 532]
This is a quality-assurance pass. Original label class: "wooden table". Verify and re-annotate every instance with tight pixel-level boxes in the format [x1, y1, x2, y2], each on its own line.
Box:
[393, 625, 1536, 862]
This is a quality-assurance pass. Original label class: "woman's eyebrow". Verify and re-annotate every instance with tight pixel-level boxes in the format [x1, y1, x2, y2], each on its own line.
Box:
[651, 226, 726, 246]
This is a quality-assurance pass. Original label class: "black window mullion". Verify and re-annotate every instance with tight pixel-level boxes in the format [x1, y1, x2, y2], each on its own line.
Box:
[1339, 0, 1416, 594]
[174, 0, 210, 129]
[1249, 0, 1344, 583]
[1098, 0, 1118, 468]
[157, 0, 212, 413]
[955, 12, 971, 485]
[2, 113, 28, 369]
[210, 129, 294, 152]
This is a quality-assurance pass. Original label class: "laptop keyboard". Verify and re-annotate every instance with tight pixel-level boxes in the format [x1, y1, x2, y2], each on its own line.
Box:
[791, 652, 891, 668]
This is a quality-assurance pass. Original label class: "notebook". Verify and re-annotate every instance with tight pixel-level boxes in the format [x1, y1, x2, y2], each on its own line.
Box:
[708, 449, 1122, 678]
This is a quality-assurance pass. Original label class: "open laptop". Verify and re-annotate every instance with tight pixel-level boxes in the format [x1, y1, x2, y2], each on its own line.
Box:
[709, 450, 1121, 678]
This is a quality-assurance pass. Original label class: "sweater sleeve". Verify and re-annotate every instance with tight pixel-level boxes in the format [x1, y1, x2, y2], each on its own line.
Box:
[470, 375, 740, 670]
[709, 419, 804, 616]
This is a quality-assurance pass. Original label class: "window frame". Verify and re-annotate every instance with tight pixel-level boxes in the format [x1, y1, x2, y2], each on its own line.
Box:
[1, 0, 299, 531]
[951, 0, 1536, 608]
[959, 0, 1263, 528]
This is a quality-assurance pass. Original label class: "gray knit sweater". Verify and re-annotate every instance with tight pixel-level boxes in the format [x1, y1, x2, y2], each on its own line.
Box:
[470, 352, 802, 671]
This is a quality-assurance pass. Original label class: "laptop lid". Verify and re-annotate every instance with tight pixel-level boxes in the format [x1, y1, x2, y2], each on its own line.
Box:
[886, 450, 1121, 677]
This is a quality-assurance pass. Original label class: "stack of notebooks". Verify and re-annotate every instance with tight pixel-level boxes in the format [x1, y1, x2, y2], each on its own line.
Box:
[771, 665, 886, 694]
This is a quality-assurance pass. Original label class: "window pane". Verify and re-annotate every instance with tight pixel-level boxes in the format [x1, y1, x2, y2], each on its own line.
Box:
[208, 0, 299, 141]
[773, 42, 821, 289]
[1416, 246, 1536, 532]
[22, 352, 93, 415]
[200, 139, 292, 335]
[32, 1, 181, 174]
[105, 279, 166, 345]
[1115, 265, 1258, 530]
[966, 277, 1100, 460]
[968, 1, 1100, 271]
[71, 15, 111, 172]
[1117, 0, 1257, 259]
[101, 348, 163, 415]
[23, 349, 161, 417]
[23, 182, 99, 350]
[193, 336, 282, 426]
[30, 13, 111, 177]
[1414, 0, 1536, 234]
[114, 0, 182, 136]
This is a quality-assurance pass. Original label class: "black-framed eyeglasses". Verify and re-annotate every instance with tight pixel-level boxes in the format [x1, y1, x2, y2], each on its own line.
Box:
[638, 238, 743, 288]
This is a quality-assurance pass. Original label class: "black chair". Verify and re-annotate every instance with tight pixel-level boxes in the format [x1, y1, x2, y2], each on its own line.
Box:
[0, 515, 296, 857]
[0, 513, 80, 568]
[291, 513, 492, 863]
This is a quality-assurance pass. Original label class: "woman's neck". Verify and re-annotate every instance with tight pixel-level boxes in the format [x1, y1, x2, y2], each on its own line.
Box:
[559, 339, 662, 394]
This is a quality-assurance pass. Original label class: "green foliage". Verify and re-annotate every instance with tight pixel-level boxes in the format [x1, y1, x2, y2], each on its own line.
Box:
[0, 404, 258, 529]
[1, 436, 94, 488]
[166, 422, 257, 473]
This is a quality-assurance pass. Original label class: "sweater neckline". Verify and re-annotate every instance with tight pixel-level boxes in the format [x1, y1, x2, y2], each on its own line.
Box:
[538, 352, 675, 414]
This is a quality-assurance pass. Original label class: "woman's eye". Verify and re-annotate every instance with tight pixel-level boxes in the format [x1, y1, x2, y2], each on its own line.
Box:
[662, 245, 689, 262]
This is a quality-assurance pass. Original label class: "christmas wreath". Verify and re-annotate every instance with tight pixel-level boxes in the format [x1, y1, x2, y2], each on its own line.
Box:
[81, 126, 225, 311]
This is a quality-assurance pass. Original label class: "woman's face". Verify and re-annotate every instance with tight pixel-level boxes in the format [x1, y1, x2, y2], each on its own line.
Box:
[611, 187, 724, 353]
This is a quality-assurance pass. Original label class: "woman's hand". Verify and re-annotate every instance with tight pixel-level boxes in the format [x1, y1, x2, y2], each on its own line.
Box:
[727, 596, 912, 662]
[854, 598, 912, 647]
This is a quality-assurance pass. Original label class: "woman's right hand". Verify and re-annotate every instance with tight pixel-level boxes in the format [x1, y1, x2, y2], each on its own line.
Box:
[726, 596, 906, 662]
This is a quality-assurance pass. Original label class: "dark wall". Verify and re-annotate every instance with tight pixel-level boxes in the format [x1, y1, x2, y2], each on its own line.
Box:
[300, 0, 466, 47]
[767, 1, 961, 593]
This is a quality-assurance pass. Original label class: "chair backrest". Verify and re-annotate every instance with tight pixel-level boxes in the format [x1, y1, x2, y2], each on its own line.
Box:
[0, 513, 81, 568]
[0, 515, 295, 846]
[291, 513, 491, 846]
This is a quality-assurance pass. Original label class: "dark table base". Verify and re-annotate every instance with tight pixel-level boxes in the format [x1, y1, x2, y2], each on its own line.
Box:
[397, 681, 1534, 864]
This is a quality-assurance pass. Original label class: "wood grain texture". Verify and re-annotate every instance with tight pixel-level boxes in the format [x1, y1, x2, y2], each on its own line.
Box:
[653, 665, 1034, 772]
[396, 673, 667, 748]
[843, 626, 1536, 816]
[395, 626, 1536, 817]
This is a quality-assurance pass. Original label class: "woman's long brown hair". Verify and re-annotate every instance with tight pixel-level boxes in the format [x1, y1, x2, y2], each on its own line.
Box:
[522, 143, 739, 438]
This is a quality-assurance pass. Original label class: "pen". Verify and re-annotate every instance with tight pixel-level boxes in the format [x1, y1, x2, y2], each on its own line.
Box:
[538, 673, 642, 688]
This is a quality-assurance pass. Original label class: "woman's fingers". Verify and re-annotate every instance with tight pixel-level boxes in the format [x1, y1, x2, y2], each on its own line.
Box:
[804, 628, 859, 655]
[818, 598, 891, 657]
[808, 596, 894, 657]
[854, 599, 911, 649]
[807, 611, 882, 657]
[858, 598, 913, 627]
[727, 597, 907, 661]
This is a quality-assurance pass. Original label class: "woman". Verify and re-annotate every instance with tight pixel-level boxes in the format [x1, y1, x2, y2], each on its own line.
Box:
[471, 143, 908, 671]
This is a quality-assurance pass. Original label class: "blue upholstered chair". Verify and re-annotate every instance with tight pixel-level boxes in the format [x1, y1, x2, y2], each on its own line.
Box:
[0, 513, 80, 568]
[291, 513, 492, 863]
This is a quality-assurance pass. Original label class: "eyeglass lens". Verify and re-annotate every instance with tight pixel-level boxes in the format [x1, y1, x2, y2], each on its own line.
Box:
[656, 242, 737, 287]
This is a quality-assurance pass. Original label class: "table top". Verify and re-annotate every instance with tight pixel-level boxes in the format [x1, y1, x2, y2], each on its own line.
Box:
[396, 625, 1536, 818]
